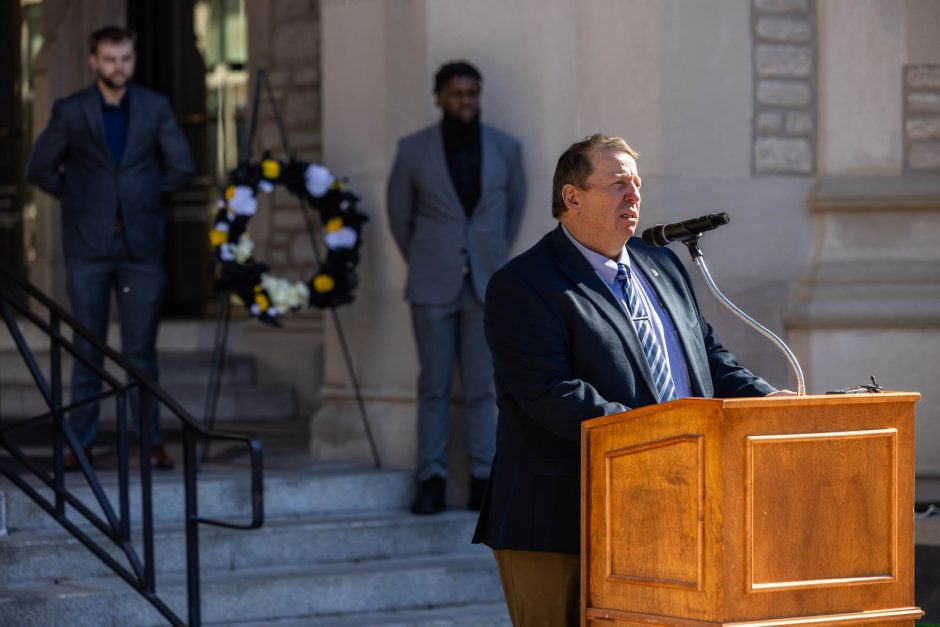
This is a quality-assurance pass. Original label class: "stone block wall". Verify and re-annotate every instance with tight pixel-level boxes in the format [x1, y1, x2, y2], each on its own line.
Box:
[905, 64, 940, 173]
[751, 0, 817, 175]
[246, 0, 323, 283]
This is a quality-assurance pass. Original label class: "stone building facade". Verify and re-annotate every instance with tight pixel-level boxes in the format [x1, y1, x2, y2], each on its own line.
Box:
[245, 0, 325, 282]
[751, 0, 817, 174]
[311, 0, 940, 481]
[16, 0, 940, 480]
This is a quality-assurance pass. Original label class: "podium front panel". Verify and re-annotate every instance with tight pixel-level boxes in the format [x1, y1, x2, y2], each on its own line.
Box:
[582, 401, 725, 621]
[722, 395, 917, 619]
[746, 428, 896, 589]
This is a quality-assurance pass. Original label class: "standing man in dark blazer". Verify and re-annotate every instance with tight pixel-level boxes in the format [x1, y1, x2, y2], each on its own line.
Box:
[473, 134, 792, 626]
[26, 25, 195, 470]
[387, 61, 526, 515]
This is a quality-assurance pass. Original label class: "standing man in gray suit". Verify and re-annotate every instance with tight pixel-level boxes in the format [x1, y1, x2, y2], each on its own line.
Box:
[387, 61, 526, 515]
[27, 25, 195, 470]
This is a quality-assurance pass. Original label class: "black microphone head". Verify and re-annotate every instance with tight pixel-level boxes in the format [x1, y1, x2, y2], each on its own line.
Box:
[641, 224, 669, 247]
[708, 212, 730, 227]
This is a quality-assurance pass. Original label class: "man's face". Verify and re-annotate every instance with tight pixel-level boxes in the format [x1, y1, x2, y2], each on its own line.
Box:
[89, 40, 136, 90]
[561, 148, 642, 258]
[436, 76, 481, 123]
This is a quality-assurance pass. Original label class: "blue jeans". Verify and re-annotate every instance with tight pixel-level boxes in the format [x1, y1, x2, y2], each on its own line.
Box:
[66, 233, 166, 448]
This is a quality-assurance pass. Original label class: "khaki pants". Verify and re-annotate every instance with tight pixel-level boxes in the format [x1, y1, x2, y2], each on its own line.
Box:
[493, 549, 580, 627]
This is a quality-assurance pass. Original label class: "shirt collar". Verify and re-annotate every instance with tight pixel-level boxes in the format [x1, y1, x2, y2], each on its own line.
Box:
[97, 85, 128, 111]
[561, 224, 630, 284]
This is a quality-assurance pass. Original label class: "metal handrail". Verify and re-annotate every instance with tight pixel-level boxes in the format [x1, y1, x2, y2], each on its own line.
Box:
[0, 266, 264, 626]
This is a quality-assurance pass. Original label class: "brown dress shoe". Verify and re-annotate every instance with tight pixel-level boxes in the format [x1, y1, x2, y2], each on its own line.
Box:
[63, 447, 94, 472]
[149, 445, 174, 470]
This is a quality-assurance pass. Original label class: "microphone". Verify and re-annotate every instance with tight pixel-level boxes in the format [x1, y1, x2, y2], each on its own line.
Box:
[642, 213, 730, 247]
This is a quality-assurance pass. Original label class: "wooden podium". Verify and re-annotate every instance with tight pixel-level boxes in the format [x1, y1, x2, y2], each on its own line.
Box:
[581, 393, 923, 626]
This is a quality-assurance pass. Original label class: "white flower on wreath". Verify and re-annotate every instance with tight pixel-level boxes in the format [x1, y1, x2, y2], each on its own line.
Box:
[305, 164, 335, 197]
[325, 226, 357, 250]
[229, 185, 258, 216]
[261, 273, 311, 311]
[233, 234, 255, 264]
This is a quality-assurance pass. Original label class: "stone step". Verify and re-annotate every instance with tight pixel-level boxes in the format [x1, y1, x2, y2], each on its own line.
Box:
[1, 466, 413, 532]
[0, 317, 324, 354]
[0, 319, 249, 354]
[214, 601, 511, 626]
[0, 553, 503, 626]
[0, 350, 257, 386]
[0, 510, 481, 585]
[0, 380, 296, 422]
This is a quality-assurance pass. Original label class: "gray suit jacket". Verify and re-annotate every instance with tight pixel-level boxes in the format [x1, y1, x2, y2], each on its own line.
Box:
[27, 83, 195, 261]
[473, 226, 775, 554]
[387, 123, 526, 304]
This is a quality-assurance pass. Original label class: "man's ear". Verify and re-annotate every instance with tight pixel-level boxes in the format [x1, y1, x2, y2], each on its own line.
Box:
[88, 54, 97, 73]
[561, 183, 581, 213]
[434, 92, 443, 110]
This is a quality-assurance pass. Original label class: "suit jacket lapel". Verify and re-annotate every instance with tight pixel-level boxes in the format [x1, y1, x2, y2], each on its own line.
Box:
[550, 227, 659, 400]
[427, 125, 465, 216]
[121, 85, 145, 168]
[477, 125, 496, 213]
[628, 243, 708, 397]
[80, 85, 113, 167]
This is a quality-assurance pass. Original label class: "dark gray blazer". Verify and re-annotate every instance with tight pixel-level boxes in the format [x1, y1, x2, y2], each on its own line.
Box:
[27, 83, 195, 261]
[472, 226, 775, 554]
[387, 123, 526, 305]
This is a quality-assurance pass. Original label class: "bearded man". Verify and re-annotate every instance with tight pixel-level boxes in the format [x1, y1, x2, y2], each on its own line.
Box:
[27, 25, 194, 470]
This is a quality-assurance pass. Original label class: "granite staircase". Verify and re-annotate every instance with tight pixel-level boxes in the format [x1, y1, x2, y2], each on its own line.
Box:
[0, 320, 509, 625]
[0, 464, 509, 625]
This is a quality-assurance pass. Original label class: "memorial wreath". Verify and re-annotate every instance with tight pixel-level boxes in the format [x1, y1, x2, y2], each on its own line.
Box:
[209, 156, 367, 325]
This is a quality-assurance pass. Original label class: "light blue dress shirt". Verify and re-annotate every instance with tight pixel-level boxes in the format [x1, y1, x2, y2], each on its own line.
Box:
[562, 226, 693, 398]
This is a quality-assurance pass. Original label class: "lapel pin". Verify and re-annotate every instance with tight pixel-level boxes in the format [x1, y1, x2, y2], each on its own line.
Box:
[650, 268, 660, 277]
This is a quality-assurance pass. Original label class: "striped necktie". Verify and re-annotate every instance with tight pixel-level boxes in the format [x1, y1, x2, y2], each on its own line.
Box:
[616, 263, 677, 403]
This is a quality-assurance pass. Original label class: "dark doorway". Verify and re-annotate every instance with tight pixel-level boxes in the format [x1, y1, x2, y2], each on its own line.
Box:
[127, 0, 214, 318]
[0, 0, 26, 283]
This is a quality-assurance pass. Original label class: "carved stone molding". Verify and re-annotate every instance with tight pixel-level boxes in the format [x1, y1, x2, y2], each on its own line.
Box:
[787, 176, 940, 328]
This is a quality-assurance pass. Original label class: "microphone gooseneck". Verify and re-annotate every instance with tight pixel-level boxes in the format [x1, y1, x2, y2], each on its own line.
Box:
[653, 213, 806, 395]
[692, 255, 805, 396]
[642, 213, 730, 247]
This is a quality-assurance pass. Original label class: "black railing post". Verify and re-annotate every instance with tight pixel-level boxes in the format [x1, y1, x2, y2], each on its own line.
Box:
[139, 386, 156, 593]
[50, 313, 65, 516]
[117, 392, 131, 542]
[184, 424, 202, 626]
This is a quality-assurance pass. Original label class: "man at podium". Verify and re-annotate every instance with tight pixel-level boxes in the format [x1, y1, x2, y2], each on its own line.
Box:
[472, 134, 787, 626]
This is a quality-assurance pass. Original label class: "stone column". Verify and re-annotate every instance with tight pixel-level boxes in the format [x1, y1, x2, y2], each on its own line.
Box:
[312, 0, 430, 473]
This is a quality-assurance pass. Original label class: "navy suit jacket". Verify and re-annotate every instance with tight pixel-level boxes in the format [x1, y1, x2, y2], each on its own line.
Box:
[472, 225, 774, 554]
[27, 83, 195, 261]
